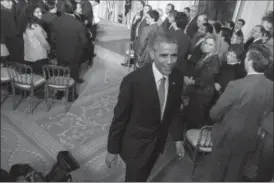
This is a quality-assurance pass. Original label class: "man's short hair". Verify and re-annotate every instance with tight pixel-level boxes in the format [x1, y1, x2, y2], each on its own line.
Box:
[213, 22, 222, 34]
[44, 0, 56, 11]
[203, 22, 213, 34]
[238, 19, 245, 26]
[63, 0, 77, 14]
[175, 12, 188, 30]
[153, 33, 177, 51]
[167, 3, 175, 10]
[147, 10, 159, 22]
[184, 7, 190, 12]
[255, 25, 266, 35]
[247, 44, 272, 73]
[221, 27, 233, 44]
[226, 20, 235, 30]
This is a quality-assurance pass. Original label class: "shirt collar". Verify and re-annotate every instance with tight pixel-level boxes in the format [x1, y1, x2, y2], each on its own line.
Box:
[247, 72, 264, 76]
[253, 38, 262, 43]
[152, 62, 167, 83]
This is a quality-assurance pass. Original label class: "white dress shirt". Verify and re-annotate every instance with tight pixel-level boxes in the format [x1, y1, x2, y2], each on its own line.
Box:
[152, 63, 169, 119]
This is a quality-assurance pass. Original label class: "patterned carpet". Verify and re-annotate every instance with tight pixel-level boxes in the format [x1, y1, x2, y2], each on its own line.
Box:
[1, 19, 177, 181]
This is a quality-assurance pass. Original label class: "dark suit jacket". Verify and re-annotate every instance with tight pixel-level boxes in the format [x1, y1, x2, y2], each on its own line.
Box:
[137, 23, 160, 66]
[51, 14, 88, 64]
[261, 112, 273, 135]
[172, 29, 191, 72]
[210, 74, 273, 154]
[234, 29, 243, 36]
[130, 10, 143, 42]
[244, 38, 263, 51]
[186, 15, 198, 39]
[41, 12, 57, 36]
[161, 17, 171, 33]
[107, 64, 184, 165]
[133, 18, 148, 53]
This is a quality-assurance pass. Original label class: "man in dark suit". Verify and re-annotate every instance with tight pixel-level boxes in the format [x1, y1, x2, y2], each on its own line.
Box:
[185, 5, 198, 39]
[209, 44, 273, 182]
[106, 34, 185, 182]
[244, 25, 265, 51]
[51, 0, 87, 84]
[234, 18, 245, 36]
[1, 0, 23, 63]
[161, 3, 174, 33]
[133, 4, 151, 54]
[137, 10, 160, 67]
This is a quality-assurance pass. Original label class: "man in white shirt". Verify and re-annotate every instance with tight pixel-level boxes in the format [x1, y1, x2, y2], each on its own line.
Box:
[106, 33, 185, 182]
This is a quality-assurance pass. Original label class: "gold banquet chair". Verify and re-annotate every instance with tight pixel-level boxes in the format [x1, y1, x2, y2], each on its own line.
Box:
[1, 62, 11, 103]
[43, 65, 76, 113]
[184, 125, 213, 178]
[7, 63, 46, 113]
[124, 41, 136, 72]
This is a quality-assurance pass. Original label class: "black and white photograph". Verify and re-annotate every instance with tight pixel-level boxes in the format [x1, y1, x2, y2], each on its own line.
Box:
[0, 0, 273, 182]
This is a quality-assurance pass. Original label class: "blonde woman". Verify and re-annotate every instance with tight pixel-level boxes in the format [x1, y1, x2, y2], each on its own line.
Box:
[183, 36, 220, 129]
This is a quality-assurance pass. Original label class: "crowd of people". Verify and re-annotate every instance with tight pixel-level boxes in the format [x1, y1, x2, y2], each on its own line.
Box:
[1, 0, 100, 99]
[108, 1, 273, 182]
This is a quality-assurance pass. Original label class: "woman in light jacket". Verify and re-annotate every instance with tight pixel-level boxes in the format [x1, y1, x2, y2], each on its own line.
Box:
[22, 3, 50, 74]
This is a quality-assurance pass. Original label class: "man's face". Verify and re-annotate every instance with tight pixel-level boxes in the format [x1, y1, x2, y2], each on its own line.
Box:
[252, 26, 263, 39]
[198, 25, 206, 34]
[262, 20, 273, 32]
[165, 5, 172, 15]
[235, 20, 243, 30]
[151, 42, 178, 76]
[146, 14, 153, 24]
[1, 0, 13, 9]
[183, 9, 189, 17]
[143, 6, 150, 16]
[231, 33, 242, 44]
[197, 15, 206, 28]
[189, 7, 198, 18]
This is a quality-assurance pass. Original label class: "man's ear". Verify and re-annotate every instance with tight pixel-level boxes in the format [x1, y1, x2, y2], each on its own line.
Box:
[150, 50, 155, 60]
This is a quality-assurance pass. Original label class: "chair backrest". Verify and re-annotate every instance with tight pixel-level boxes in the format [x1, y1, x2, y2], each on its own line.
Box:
[7, 63, 34, 86]
[197, 125, 213, 148]
[42, 65, 71, 87]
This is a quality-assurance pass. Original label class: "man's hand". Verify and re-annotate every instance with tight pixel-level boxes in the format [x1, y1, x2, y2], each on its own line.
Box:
[105, 152, 118, 168]
[214, 83, 221, 91]
[175, 141, 185, 159]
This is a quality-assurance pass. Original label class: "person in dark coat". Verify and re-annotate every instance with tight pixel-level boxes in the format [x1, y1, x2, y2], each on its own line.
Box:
[161, 3, 174, 33]
[106, 34, 185, 182]
[1, 0, 23, 63]
[171, 11, 191, 73]
[244, 25, 265, 51]
[51, 0, 87, 84]
[209, 44, 273, 182]
[214, 44, 246, 93]
[185, 5, 198, 39]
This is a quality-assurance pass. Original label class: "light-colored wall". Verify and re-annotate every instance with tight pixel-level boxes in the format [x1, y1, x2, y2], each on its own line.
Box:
[234, 0, 273, 41]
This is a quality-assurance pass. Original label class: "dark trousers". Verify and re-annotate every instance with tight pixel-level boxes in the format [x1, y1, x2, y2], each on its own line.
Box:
[23, 59, 49, 75]
[58, 61, 80, 81]
[209, 147, 248, 182]
[256, 133, 273, 181]
[124, 148, 160, 182]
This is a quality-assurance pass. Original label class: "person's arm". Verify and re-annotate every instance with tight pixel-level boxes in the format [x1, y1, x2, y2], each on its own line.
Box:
[210, 81, 237, 122]
[107, 75, 133, 154]
[34, 25, 50, 51]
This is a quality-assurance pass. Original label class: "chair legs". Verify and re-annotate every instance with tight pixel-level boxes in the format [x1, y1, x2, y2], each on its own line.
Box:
[191, 147, 198, 178]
